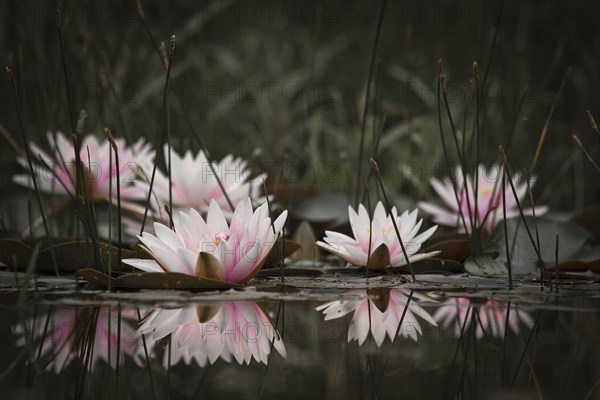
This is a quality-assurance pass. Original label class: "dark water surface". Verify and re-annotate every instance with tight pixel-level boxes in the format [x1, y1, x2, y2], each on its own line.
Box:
[1, 278, 599, 399]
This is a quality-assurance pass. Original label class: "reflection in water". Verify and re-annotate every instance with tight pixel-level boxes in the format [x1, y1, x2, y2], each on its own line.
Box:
[433, 297, 534, 338]
[137, 301, 286, 367]
[316, 289, 437, 346]
[2, 296, 599, 399]
[14, 306, 137, 372]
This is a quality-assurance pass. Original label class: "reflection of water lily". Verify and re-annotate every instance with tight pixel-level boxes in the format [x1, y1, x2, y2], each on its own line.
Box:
[316, 202, 438, 269]
[13, 131, 155, 213]
[137, 302, 286, 366]
[14, 307, 137, 372]
[418, 164, 548, 234]
[316, 289, 437, 346]
[123, 198, 287, 284]
[136, 146, 264, 220]
[433, 297, 534, 338]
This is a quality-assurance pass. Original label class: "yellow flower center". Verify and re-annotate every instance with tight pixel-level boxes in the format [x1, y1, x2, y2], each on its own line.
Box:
[213, 232, 230, 247]
[481, 186, 492, 199]
[365, 226, 392, 237]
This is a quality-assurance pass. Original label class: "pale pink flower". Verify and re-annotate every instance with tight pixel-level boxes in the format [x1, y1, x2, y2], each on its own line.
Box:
[316, 289, 437, 346]
[136, 146, 265, 220]
[316, 202, 439, 269]
[14, 307, 137, 372]
[13, 131, 155, 214]
[418, 164, 548, 234]
[136, 302, 286, 366]
[123, 198, 287, 284]
[433, 297, 534, 339]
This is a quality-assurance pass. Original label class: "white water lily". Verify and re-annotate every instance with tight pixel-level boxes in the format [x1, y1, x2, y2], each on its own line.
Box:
[418, 164, 548, 234]
[316, 202, 439, 269]
[13, 131, 155, 214]
[123, 198, 287, 284]
[136, 146, 265, 220]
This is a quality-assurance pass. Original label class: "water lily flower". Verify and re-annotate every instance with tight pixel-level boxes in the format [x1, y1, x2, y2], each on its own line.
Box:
[433, 297, 534, 339]
[136, 302, 286, 366]
[123, 198, 287, 284]
[316, 289, 437, 346]
[418, 164, 548, 234]
[14, 307, 137, 372]
[13, 131, 155, 214]
[316, 202, 439, 269]
[136, 146, 265, 220]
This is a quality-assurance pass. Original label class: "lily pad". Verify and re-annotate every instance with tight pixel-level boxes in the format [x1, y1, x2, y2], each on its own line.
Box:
[498, 217, 595, 272]
[547, 245, 600, 272]
[423, 235, 471, 263]
[79, 268, 240, 290]
[464, 254, 509, 277]
[256, 267, 322, 277]
[550, 259, 600, 272]
[515, 217, 589, 262]
[393, 258, 464, 274]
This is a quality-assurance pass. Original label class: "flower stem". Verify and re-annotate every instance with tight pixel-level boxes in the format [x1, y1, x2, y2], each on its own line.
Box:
[140, 36, 176, 235]
[436, 60, 471, 234]
[135, 3, 235, 212]
[499, 146, 550, 284]
[355, 0, 387, 209]
[502, 172, 513, 290]
[369, 158, 416, 281]
[105, 128, 122, 273]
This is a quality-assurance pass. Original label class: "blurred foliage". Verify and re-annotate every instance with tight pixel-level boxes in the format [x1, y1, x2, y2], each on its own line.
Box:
[1, 0, 599, 212]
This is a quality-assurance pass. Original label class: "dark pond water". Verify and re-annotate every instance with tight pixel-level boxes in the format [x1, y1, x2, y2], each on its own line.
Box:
[1, 280, 599, 399]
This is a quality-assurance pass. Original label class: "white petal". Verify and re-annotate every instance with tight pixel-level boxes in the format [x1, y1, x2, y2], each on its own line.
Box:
[122, 258, 163, 272]
[154, 223, 184, 250]
[207, 199, 229, 235]
[390, 250, 440, 267]
[229, 240, 261, 283]
[411, 225, 438, 246]
[272, 210, 288, 234]
[176, 248, 200, 276]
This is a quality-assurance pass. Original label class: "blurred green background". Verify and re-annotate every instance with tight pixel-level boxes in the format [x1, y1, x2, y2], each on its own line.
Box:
[1, 0, 599, 213]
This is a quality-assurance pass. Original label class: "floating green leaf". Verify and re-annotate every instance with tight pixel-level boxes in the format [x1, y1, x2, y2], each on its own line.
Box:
[79, 268, 240, 290]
